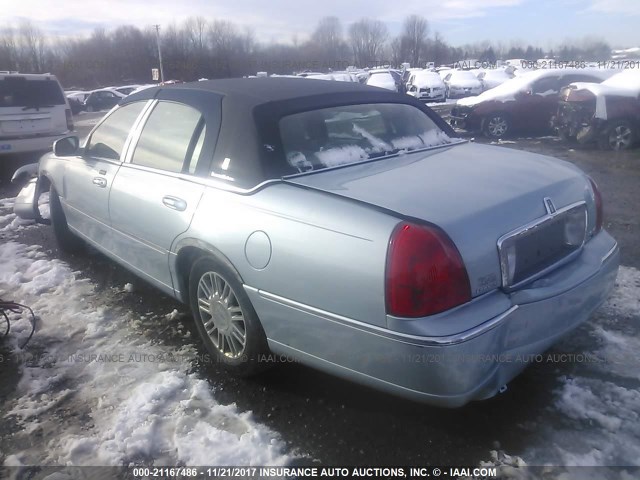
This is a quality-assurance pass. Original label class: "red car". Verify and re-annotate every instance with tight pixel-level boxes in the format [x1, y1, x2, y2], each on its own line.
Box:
[450, 69, 614, 138]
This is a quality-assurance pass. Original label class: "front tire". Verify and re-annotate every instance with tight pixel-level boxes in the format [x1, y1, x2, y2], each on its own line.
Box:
[483, 113, 510, 138]
[49, 186, 84, 254]
[189, 256, 270, 377]
[86, 105, 95, 112]
[598, 120, 635, 151]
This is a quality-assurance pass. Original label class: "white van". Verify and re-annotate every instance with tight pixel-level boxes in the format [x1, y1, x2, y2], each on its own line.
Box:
[0, 73, 74, 155]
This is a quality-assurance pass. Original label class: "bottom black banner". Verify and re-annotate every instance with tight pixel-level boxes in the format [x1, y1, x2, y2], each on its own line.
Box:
[1, 465, 638, 480]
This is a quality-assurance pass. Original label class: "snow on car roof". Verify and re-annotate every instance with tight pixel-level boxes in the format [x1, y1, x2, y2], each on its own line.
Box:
[458, 68, 615, 107]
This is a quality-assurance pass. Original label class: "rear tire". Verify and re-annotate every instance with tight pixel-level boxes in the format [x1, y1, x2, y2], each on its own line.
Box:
[49, 186, 84, 254]
[189, 256, 270, 377]
[598, 120, 635, 151]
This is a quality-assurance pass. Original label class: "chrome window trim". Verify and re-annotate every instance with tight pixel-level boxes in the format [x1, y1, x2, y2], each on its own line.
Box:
[122, 99, 158, 164]
[497, 200, 588, 290]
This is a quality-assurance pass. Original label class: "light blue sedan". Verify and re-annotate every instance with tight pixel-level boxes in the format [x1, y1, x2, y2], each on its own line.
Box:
[14, 78, 619, 407]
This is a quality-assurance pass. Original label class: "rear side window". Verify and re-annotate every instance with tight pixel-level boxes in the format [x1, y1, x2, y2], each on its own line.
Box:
[531, 76, 560, 94]
[0, 77, 65, 107]
[131, 101, 203, 173]
[279, 103, 452, 173]
[85, 102, 146, 160]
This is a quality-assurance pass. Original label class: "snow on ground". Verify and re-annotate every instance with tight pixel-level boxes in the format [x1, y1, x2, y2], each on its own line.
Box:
[0, 198, 291, 466]
[478, 266, 640, 473]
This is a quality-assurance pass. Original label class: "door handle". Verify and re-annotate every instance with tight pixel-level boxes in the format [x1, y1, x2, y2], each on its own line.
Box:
[162, 196, 187, 211]
[92, 177, 107, 188]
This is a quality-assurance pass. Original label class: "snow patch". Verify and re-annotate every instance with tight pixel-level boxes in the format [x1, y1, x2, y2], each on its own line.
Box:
[1, 240, 291, 466]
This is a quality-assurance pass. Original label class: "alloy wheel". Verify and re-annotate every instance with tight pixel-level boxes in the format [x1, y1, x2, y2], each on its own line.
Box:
[608, 124, 633, 150]
[196, 272, 247, 358]
[487, 115, 508, 137]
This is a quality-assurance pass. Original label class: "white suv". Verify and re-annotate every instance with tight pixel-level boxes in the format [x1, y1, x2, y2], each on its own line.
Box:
[0, 72, 74, 155]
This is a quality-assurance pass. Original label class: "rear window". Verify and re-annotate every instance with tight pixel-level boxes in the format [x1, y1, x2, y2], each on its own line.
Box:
[279, 103, 453, 173]
[0, 77, 65, 108]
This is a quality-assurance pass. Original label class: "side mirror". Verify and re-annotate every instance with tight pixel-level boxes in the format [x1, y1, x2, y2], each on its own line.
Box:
[53, 135, 80, 157]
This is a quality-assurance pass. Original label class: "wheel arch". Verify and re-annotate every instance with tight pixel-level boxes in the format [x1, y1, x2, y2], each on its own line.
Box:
[173, 239, 244, 304]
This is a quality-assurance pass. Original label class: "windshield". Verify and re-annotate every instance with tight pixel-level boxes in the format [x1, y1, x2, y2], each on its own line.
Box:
[414, 72, 441, 85]
[0, 77, 65, 108]
[451, 71, 477, 81]
[279, 103, 454, 173]
[367, 72, 395, 87]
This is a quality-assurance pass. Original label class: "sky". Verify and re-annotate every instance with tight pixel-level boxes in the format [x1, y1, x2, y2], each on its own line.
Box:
[0, 0, 639, 48]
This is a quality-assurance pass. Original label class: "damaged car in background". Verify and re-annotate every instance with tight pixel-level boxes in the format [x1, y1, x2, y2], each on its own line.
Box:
[450, 68, 615, 138]
[13, 78, 619, 407]
[554, 69, 640, 150]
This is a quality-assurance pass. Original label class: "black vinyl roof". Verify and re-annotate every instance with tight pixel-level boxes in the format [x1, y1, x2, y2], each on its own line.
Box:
[127, 77, 384, 105]
[121, 77, 457, 190]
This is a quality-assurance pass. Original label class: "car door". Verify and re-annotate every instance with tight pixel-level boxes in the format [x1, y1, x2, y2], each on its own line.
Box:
[515, 75, 561, 131]
[108, 96, 216, 293]
[62, 100, 149, 245]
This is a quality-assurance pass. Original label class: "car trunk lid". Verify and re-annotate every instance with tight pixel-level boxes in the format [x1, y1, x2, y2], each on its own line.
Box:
[285, 142, 591, 298]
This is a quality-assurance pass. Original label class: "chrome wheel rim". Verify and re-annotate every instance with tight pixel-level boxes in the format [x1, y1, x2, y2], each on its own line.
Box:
[197, 272, 246, 358]
[609, 125, 632, 150]
[487, 116, 508, 137]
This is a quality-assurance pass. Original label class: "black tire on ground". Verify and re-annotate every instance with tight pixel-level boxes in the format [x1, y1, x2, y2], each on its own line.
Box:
[189, 256, 271, 377]
[558, 128, 578, 144]
[598, 120, 636, 151]
[483, 113, 511, 138]
[49, 185, 84, 254]
[86, 105, 94, 112]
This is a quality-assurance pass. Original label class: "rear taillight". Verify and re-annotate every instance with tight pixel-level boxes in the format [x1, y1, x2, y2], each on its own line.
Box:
[588, 177, 603, 235]
[386, 222, 471, 318]
[65, 108, 74, 131]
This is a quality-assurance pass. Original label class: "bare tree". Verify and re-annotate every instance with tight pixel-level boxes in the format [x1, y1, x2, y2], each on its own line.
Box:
[310, 16, 348, 67]
[17, 20, 47, 72]
[0, 27, 18, 71]
[348, 18, 388, 67]
[209, 20, 237, 76]
[401, 15, 428, 66]
[184, 16, 208, 52]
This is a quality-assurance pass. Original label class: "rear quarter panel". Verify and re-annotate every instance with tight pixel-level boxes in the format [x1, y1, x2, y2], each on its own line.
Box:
[175, 183, 400, 328]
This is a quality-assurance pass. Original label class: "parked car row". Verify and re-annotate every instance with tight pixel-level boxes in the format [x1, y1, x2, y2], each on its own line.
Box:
[365, 66, 514, 101]
[449, 68, 617, 139]
[65, 84, 154, 114]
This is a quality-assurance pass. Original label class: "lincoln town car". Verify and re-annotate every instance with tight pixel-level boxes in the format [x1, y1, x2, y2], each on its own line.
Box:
[13, 78, 619, 407]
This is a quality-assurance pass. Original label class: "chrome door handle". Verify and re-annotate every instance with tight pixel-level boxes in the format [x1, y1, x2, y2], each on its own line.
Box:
[162, 196, 187, 211]
[92, 177, 107, 188]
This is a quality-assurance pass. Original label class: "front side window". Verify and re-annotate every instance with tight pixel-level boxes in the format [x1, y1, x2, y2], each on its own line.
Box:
[85, 101, 146, 160]
[131, 101, 203, 173]
[279, 103, 453, 173]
